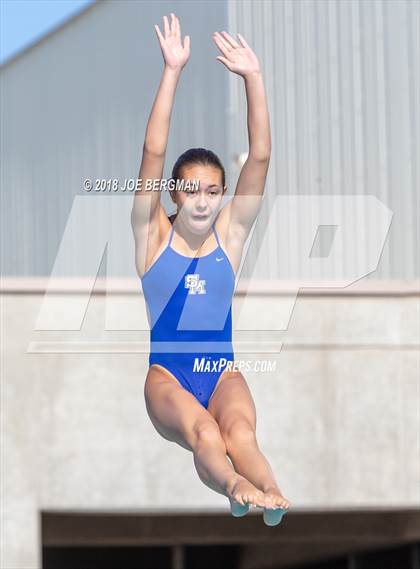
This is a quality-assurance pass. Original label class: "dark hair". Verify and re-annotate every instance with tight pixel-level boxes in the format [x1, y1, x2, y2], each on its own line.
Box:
[171, 148, 226, 188]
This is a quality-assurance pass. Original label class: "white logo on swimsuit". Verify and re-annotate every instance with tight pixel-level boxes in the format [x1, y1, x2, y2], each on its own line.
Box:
[216, 257, 224, 262]
[185, 273, 206, 295]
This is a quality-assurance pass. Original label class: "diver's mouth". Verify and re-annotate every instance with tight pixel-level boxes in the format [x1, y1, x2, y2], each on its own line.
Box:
[192, 214, 209, 220]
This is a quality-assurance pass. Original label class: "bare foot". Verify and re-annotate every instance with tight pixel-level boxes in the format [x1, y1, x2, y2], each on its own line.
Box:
[227, 474, 266, 509]
[262, 485, 291, 510]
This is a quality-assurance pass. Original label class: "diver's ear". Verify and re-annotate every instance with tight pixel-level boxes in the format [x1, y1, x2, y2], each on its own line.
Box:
[223, 185, 227, 194]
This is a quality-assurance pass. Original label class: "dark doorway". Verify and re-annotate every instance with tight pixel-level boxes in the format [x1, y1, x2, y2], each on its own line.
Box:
[41, 509, 420, 569]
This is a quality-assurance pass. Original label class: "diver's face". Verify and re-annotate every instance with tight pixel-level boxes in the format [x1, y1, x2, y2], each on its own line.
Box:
[172, 164, 226, 233]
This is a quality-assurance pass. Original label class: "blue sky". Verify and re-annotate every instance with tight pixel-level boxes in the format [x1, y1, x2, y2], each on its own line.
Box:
[0, 0, 95, 65]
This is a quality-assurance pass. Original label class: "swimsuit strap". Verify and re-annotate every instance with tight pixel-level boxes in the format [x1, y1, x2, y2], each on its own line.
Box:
[212, 223, 221, 247]
[168, 224, 175, 247]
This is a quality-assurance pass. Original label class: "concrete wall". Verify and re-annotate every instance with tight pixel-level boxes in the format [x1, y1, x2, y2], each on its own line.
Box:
[1, 287, 419, 568]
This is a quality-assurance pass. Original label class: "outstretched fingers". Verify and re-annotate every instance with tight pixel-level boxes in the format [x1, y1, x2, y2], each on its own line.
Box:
[160, 13, 178, 40]
[172, 12, 180, 40]
[154, 23, 165, 46]
[154, 13, 190, 69]
[213, 31, 233, 57]
[163, 15, 170, 38]
[220, 30, 240, 49]
[237, 32, 250, 48]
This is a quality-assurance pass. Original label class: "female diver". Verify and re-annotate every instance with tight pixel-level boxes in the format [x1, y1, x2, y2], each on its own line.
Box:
[131, 13, 291, 526]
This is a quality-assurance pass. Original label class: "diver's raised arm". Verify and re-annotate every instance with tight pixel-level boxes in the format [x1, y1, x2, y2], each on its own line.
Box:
[132, 14, 190, 223]
[143, 14, 190, 156]
[131, 13, 190, 277]
[213, 31, 270, 235]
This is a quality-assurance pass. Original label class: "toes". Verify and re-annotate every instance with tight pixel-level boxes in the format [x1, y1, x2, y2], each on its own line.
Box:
[249, 494, 262, 507]
[234, 485, 269, 509]
[280, 498, 290, 509]
[256, 491, 266, 507]
[264, 494, 275, 509]
[264, 493, 291, 510]
[244, 493, 263, 508]
[233, 495, 245, 506]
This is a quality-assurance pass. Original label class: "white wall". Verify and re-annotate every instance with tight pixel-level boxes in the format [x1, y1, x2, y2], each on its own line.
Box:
[1, 288, 419, 568]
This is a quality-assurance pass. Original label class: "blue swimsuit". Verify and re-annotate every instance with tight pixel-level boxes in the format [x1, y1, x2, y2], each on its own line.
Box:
[140, 221, 235, 408]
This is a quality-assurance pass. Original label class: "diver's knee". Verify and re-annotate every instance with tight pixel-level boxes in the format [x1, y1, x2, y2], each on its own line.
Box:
[191, 420, 227, 453]
[221, 418, 257, 451]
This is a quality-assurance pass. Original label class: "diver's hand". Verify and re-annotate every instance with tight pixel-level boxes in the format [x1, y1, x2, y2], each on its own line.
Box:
[213, 31, 260, 78]
[155, 13, 190, 70]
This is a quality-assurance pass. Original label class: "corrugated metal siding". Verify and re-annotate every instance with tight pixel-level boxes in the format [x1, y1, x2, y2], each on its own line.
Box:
[227, 0, 419, 280]
[1, 0, 228, 276]
[1, 0, 418, 280]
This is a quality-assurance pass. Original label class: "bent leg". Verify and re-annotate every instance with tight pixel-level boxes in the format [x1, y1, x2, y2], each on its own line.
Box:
[144, 365, 265, 507]
[207, 371, 291, 510]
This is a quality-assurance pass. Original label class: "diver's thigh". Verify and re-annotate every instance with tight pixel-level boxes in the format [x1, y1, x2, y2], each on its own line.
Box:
[144, 365, 219, 452]
[207, 371, 257, 434]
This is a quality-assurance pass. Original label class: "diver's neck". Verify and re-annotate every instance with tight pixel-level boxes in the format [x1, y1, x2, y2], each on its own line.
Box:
[171, 213, 213, 252]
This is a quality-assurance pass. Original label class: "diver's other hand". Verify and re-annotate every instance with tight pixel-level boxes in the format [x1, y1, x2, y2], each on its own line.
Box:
[213, 31, 260, 77]
[154, 13, 190, 70]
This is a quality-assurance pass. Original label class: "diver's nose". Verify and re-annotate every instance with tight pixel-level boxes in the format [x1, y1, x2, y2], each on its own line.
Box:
[196, 192, 208, 211]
